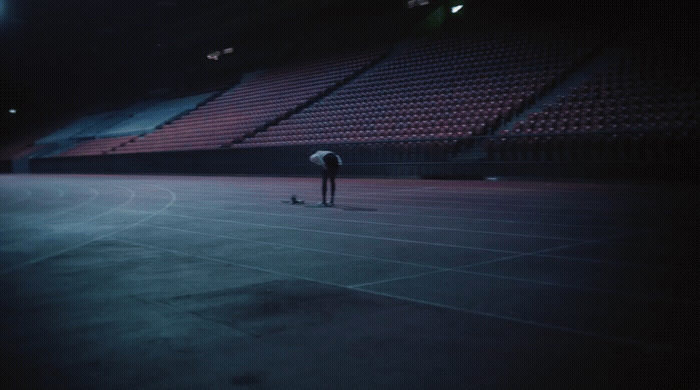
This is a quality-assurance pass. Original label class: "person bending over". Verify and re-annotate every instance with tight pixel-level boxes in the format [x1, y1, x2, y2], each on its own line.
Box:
[309, 150, 342, 206]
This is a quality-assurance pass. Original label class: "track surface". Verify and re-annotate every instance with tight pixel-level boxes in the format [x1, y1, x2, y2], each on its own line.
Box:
[1, 174, 696, 388]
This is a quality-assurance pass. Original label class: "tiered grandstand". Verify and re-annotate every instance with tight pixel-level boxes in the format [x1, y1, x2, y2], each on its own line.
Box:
[239, 30, 597, 147]
[488, 37, 699, 162]
[40, 93, 215, 157]
[108, 51, 384, 154]
[18, 24, 698, 178]
[58, 135, 139, 157]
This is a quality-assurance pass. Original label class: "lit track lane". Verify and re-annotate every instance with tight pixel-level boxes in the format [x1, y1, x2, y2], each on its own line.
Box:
[0, 175, 693, 389]
[0, 182, 133, 273]
[161, 179, 658, 232]
[0, 182, 175, 275]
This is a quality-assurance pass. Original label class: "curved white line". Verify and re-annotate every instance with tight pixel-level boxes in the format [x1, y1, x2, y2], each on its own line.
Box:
[2, 187, 33, 206]
[79, 186, 136, 223]
[43, 187, 100, 218]
[0, 186, 97, 228]
[0, 186, 129, 233]
[0, 185, 176, 275]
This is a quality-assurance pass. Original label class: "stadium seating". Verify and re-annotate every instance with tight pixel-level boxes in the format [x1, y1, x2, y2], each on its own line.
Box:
[97, 93, 215, 138]
[239, 30, 596, 147]
[42, 28, 697, 169]
[58, 135, 139, 157]
[489, 37, 699, 161]
[110, 51, 384, 154]
[35, 112, 117, 145]
[43, 94, 215, 157]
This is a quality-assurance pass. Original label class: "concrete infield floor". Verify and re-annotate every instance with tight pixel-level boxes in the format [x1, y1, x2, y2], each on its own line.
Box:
[0, 174, 697, 389]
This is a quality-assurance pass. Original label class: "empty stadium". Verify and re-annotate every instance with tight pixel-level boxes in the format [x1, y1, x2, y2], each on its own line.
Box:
[1, 1, 697, 388]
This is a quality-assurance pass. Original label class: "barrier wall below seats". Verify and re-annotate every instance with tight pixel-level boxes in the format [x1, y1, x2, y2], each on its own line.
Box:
[29, 136, 697, 181]
[0, 160, 11, 173]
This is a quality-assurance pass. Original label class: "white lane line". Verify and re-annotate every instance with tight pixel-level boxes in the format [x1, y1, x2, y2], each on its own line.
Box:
[13, 187, 101, 222]
[0, 187, 32, 207]
[108, 238, 671, 352]
[351, 265, 671, 302]
[111, 238, 382, 288]
[0, 185, 176, 275]
[125, 222, 664, 300]
[121, 223, 447, 270]
[158, 177, 643, 195]
[458, 238, 613, 270]
[180, 198, 623, 230]
[349, 268, 451, 289]
[52, 187, 101, 216]
[0, 186, 134, 238]
[169, 204, 582, 241]
[350, 287, 672, 352]
[174, 177, 644, 198]
[349, 239, 600, 289]
[25, 174, 659, 197]
[346, 231, 660, 294]
[143, 212, 524, 254]
[175, 178, 645, 200]
[355, 186, 441, 197]
[176, 190, 623, 219]
[75, 186, 136, 223]
[166, 185, 610, 211]
[154, 179, 613, 201]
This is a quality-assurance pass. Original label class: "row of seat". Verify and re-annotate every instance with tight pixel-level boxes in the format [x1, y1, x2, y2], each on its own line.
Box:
[59, 136, 137, 157]
[108, 50, 383, 154]
[486, 36, 698, 161]
[56, 29, 697, 164]
[240, 32, 591, 147]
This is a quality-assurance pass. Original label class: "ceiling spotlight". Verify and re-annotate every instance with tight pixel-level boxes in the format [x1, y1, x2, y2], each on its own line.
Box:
[407, 0, 429, 8]
[9, 109, 17, 114]
[207, 48, 234, 60]
[451, 5, 463, 13]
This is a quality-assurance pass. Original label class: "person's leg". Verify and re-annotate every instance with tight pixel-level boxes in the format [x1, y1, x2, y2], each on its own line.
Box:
[322, 154, 338, 206]
[329, 170, 336, 205]
[321, 169, 328, 204]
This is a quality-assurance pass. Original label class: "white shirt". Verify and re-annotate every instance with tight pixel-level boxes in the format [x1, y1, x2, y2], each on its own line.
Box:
[309, 150, 342, 168]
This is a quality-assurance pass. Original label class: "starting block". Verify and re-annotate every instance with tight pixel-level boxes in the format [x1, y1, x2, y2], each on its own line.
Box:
[281, 195, 305, 205]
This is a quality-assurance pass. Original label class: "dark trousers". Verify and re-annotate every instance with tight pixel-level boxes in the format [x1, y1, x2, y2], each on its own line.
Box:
[322, 154, 339, 204]
[322, 167, 338, 204]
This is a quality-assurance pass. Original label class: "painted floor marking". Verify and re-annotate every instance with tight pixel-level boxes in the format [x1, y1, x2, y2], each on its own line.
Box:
[130, 221, 666, 301]
[144, 212, 526, 253]
[167, 185, 612, 211]
[167, 204, 582, 241]
[0, 185, 176, 275]
[110, 237, 672, 352]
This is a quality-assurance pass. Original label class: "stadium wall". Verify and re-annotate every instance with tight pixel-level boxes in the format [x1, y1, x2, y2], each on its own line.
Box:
[0, 160, 11, 173]
[29, 139, 695, 180]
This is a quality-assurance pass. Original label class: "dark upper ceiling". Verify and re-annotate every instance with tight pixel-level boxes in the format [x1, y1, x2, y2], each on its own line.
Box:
[0, 0, 694, 131]
[1, 0, 419, 126]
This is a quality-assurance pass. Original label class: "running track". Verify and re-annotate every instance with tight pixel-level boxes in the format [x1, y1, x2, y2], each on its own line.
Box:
[1, 174, 696, 388]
